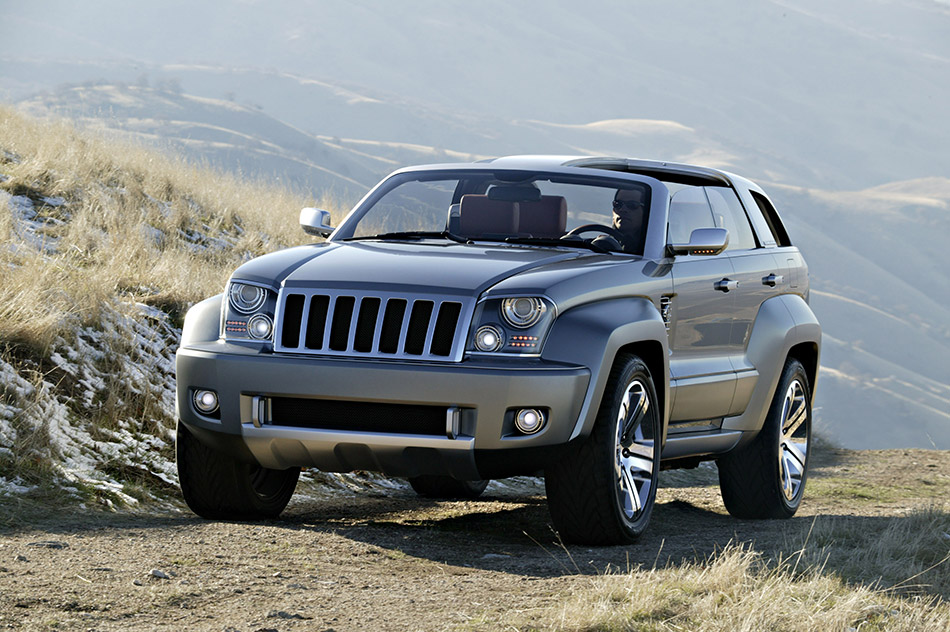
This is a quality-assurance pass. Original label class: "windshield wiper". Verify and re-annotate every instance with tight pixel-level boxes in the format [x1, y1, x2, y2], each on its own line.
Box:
[343, 231, 468, 243]
[502, 236, 611, 254]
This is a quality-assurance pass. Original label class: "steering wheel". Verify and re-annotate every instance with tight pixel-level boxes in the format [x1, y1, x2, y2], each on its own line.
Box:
[563, 223, 625, 242]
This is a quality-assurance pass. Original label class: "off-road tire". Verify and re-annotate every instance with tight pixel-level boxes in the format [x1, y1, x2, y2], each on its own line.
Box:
[544, 354, 661, 545]
[718, 357, 812, 519]
[177, 421, 299, 520]
[407, 475, 489, 499]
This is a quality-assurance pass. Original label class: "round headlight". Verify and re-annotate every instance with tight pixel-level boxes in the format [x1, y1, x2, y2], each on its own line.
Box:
[247, 314, 274, 340]
[474, 325, 504, 352]
[229, 283, 266, 314]
[501, 297, 546, 329]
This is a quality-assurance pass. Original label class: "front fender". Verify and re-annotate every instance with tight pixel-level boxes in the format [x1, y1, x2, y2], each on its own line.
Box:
[180, 294, 223, 346]
[542, 298, 669, 441]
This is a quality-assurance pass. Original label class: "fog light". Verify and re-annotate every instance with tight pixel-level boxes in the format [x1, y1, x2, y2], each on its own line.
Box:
[515, 408, 545, 435]
[247, 314, 274, 340]
[474, 325, 504, 352]
[193, 389, 219, 414]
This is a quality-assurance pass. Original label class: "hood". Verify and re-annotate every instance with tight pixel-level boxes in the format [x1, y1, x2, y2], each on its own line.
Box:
[232, 241, 591, 297]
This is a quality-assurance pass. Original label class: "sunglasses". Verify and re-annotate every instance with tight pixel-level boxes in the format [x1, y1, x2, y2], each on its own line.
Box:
[613, 199, 643, 211]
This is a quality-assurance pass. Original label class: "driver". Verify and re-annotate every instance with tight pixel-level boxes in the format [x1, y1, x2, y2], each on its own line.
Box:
[611, 186, 647, 253]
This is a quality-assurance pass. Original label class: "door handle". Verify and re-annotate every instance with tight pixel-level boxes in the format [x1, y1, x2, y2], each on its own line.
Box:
[762, 273, 783, 287]
[714, 278, 739, 292]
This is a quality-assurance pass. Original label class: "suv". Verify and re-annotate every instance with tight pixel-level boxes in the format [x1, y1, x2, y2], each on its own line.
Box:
[176, 156, 820, 545]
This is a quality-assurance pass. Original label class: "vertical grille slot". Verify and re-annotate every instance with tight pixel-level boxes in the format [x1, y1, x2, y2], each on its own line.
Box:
[430, 302, 462, 356]
[354, 297, 381, 352]
[329, 296, 355, 351]
[404, 300, 434, 355]
[305, 295, 330, 349]
[281, 294, 305, 348]
[379, 298, 407, 354]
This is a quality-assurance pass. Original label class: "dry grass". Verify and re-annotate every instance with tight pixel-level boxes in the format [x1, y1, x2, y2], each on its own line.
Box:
[0, 106, 339, 507]
[536, 507, 950, 631]
[0, 104, 335, 351]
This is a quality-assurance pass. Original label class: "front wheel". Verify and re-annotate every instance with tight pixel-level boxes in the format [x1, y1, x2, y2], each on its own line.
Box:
[544, 354, 660, 545]
[718, 357, 812, 519]
[177, 421, 299, 520]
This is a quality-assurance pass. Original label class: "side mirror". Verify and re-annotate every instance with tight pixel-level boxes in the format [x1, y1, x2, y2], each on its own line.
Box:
[300, 207, 334, 238]
[668, 227, 729, 256]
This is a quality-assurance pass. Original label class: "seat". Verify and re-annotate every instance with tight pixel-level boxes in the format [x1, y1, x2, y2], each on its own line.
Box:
[519, 195, 567, 238]
[458, 195, 519, 237]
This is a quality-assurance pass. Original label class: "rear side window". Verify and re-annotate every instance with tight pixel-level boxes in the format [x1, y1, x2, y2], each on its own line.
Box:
[750, 191, 792, 247]
[706, 187, 757, 250]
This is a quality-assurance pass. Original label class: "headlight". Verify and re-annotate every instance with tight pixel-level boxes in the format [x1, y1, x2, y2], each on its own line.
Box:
[466, 296, 555, 356]
[474, 325, 504, 352]
[229, 283, 267, 314]
[247, 314, 274, 340]
[222, 280, 277, 343]
[501, 297, 546, 329]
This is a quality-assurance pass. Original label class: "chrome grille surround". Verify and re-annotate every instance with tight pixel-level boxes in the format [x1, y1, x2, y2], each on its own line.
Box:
[273, 288, 476, 362]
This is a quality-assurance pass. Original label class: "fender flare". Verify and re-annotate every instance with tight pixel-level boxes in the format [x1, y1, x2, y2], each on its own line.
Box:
[722, 293, 821, 433]
[542, 297, 670, 442]
[181, 294, 223, 346]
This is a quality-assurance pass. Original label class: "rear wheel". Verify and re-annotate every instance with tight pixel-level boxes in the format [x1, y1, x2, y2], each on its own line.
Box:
[718, 357, 811, 518]
[407, 475, 489, 499]
[544, 354, 660, 545]
[176, 421, 299, 520]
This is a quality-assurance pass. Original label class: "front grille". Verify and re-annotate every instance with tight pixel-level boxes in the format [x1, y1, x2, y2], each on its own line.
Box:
[274, 290, 474, 361]
[269, 397, 447, 436]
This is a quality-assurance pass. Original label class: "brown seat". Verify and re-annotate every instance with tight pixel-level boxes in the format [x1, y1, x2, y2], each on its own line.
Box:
[519, 195, 567, 238]
[458, 195, 519, 237]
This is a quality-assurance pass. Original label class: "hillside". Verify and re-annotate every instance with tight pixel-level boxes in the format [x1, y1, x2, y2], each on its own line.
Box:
[0, 106, 333, 507]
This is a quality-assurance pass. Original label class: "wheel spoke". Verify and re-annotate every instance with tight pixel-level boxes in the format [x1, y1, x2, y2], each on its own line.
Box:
[783, 396, 807, 438]
[620, 386, 648, 447]
[784, 440, 807, 470]
[620, 464, 642, 513]
[623, 453, 654, 476]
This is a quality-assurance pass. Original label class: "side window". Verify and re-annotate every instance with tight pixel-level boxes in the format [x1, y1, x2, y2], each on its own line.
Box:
[667, 187, 715, 244]
[705, 187, 757, 250]
[750, 191, 792, 247]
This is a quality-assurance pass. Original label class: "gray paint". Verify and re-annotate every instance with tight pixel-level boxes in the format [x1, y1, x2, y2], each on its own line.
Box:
[176, 156, 820, 478]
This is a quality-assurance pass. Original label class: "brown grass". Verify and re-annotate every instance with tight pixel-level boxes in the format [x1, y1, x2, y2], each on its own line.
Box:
[0, 105, 335, 351]
[530, 506, 950, 631]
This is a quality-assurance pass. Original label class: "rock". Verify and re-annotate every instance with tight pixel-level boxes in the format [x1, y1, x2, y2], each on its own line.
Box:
[266, 610, 312, 620]
[14, 555, 28, 562]
[151, 569, 170, 579]
[27, 541, 69, 549]
[132, 579, 143, 586]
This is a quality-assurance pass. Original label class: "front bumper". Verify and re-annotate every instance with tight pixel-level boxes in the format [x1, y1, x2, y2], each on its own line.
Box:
[176, 341, 590, 479]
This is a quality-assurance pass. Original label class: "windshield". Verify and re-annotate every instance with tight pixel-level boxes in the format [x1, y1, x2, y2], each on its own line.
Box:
[337, 170, 653, 255]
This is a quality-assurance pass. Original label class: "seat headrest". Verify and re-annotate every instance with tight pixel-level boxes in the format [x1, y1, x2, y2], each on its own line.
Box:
[519, 195, 567, 238]
[458, 195, 519, 237]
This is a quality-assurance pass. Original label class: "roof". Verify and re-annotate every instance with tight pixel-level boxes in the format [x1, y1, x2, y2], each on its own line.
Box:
[395, 155, 736, 187]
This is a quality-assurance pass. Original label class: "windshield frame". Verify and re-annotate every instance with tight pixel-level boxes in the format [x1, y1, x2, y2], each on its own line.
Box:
[330, 167, 671, 259]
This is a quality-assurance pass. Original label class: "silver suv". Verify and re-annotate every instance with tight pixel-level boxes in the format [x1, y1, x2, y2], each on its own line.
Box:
[176, 156, 820, 545]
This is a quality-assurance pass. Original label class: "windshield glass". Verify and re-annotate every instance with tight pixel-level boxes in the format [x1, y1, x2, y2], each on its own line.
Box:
[340, 171, 653, 255]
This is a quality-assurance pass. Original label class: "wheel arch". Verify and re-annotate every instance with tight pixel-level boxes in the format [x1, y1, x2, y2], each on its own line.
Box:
[722, 293, 821, 435]
[541, 297, 670, 443]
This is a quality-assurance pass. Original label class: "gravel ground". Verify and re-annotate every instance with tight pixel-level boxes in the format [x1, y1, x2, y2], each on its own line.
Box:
[1, 448, 947, 631]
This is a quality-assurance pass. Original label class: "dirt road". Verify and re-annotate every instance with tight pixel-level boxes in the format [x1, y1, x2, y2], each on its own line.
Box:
[1, 448, 947, 631]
